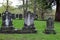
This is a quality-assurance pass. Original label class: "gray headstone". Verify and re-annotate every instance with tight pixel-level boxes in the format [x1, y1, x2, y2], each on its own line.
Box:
[1, 11, 14, 30]
[47, 17, 54, 30]
[24, 11, 34, 28]
[21, 11, 37, 33]
[44, 17, 56, 34]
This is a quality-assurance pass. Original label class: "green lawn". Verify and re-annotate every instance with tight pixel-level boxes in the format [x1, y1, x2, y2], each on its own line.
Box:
[0, 19, 60, 40]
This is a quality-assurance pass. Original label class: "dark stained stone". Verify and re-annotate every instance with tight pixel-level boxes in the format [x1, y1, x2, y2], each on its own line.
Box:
[44, 17, 56, 34]
[1, 11, 14, 30]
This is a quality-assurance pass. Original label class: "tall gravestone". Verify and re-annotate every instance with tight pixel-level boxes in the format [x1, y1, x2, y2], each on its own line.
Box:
[44, 17, 56, 34]
[0, 11, 14, 32]
[21, 11, 37, 33]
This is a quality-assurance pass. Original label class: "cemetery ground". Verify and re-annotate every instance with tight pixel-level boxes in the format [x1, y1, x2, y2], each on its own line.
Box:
[0, 19, 60, 40]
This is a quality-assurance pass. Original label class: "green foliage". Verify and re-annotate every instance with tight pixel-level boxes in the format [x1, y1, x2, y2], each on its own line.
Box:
[0, 6, 6, 13]
[36, 0, 52, 10]
[0, 5, 23, 14]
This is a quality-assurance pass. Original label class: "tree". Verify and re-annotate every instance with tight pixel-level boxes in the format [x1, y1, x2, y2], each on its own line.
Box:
[46, 0, 60, 21]
[35, 0, 52, 20]
[55, 0, 60, 21]
[18, 0, 52, 20]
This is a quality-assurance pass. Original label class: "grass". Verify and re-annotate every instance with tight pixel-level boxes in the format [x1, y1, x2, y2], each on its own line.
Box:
[0, 19, 60, 40]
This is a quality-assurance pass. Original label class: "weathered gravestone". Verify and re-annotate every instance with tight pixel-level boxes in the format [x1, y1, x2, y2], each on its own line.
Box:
[19, 14, 22, 20]
[21, 11, 37, 33]
[44, 17, 56, 34]
[12, 14, 16, 19]
[0, 11, 15, 32]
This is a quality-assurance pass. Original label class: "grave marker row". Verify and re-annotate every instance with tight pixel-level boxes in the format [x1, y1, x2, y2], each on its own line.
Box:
[0, 11, 37, 33]
[0, 11, 56, 34]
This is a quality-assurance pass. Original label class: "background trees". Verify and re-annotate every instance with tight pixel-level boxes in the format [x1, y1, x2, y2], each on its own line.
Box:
[0, 0, 60, 21]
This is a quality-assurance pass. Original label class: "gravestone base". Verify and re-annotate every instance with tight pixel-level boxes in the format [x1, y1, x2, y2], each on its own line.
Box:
[44, 29, 56, 34]
[0, 26, 15, 33]
[20, 28, 37, 33]
[0, 27, 21, 34]
[1, 26, 14, 30]
[0, 29, 37, 34]
[20, 24, 37, 33]
[0, 25, 37, 34]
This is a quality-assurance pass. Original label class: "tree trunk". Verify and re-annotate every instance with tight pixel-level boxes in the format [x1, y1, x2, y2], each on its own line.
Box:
[55, 0, 60, 21]
[23, 0, 25, 13]
[41, 10, 45, 20]
[34, 0, 37, 19]
[26, 0, 28, 12]
[34, 0, 36, 14]
[6, 0, 9, 11]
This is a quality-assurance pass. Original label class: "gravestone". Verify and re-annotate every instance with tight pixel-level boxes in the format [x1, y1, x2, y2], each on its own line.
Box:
[21, 11, 37, 33]
[12, 14, 16, 19]
[19, 14, 22, 20]
[1, 11, 14, 31]
[44, 17, 56, 34]
[0, 11, 22, 33]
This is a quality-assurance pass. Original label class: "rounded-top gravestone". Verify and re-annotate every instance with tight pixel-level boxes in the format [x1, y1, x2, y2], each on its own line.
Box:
[44, 17, 56, 34]
[1, 11, 14, 30]
[21, 11, 37, 33]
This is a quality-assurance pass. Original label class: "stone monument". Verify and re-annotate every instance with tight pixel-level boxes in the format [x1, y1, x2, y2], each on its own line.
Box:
[0, 11, 15, 33]
[20, 11, 37, 33]
[44, 17, 56, 34]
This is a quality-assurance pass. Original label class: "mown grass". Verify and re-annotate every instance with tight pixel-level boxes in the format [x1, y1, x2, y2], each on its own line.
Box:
[0, 19, 60, 40]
